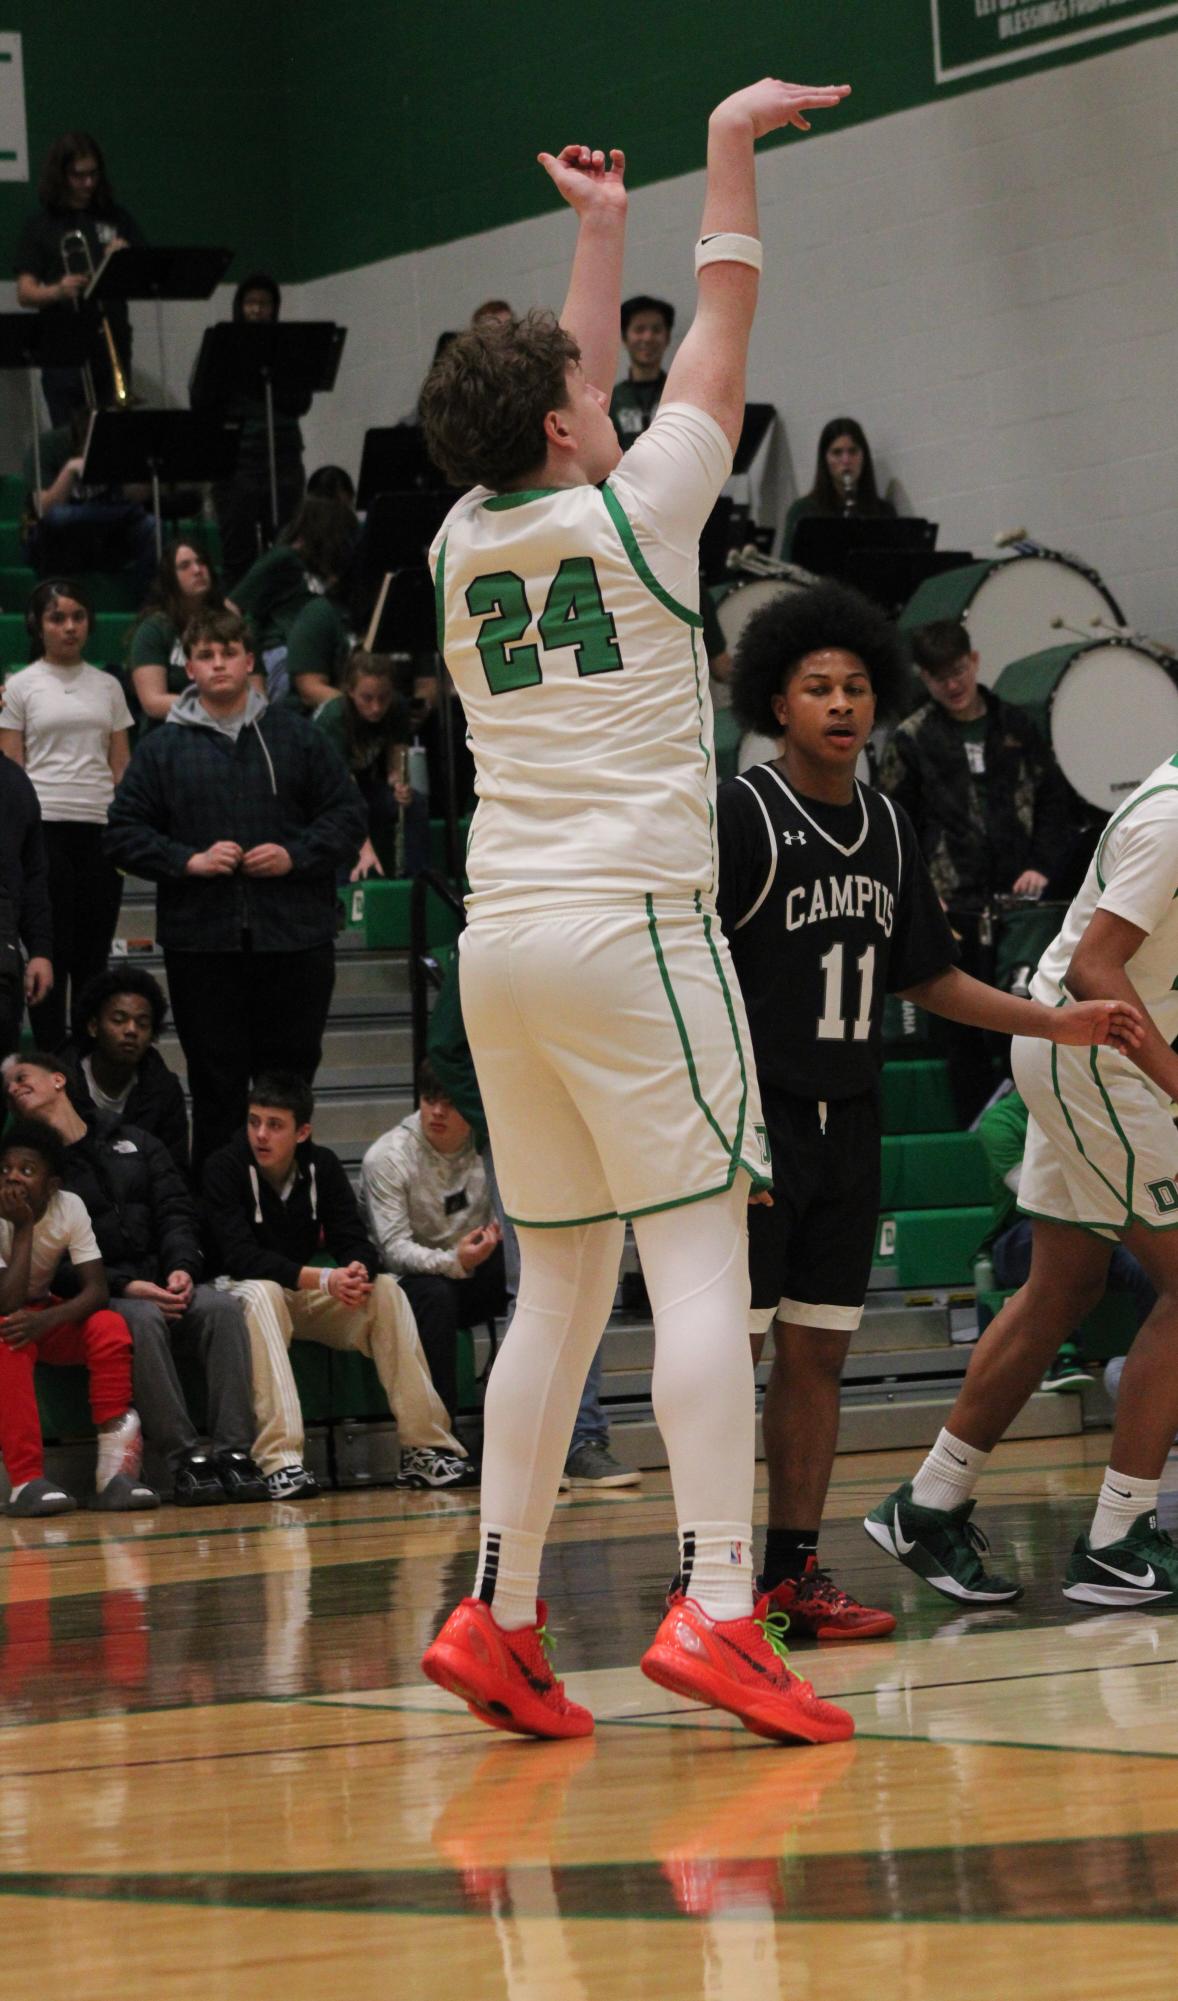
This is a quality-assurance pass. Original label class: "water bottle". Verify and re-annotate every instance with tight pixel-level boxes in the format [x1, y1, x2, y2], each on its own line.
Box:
[407, 737, 429, 801]
[972, 1250, 995, 1293]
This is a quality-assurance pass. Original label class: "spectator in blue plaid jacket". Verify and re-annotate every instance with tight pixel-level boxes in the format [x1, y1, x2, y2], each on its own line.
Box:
[105, 607, 365, 1171]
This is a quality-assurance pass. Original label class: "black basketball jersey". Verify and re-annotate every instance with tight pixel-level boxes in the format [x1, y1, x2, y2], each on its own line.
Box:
[717, 763, 956, 1099]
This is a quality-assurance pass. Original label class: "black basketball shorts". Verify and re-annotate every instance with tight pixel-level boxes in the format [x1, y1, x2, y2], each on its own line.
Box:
[748, 1087, 881, 1334]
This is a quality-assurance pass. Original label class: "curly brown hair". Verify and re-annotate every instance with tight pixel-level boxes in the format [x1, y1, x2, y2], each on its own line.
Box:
[419, 310, 580, 491]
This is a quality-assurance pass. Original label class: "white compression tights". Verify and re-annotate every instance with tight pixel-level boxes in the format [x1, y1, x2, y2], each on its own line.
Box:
[475, 1179, 756, 1626]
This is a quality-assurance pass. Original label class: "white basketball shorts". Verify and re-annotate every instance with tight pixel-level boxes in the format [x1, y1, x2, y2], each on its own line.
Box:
[1013, 1033, 1178, 1239]
[459, 896, 769, 1228]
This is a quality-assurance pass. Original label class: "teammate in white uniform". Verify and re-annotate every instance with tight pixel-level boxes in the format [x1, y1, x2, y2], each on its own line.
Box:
[420, 79, 871, 1746]
[869, 762, 1178, 1608]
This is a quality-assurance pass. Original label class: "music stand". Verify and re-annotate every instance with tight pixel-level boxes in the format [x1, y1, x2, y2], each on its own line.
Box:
[357, 425, 444, 507]
[732, 402, 775, 476]
[86, 245, 233, 403]
[792, 517, 945, 613]
[0, 313, 92, 511]
[190, 321, 346, 535]
[82, 409, 243, 559]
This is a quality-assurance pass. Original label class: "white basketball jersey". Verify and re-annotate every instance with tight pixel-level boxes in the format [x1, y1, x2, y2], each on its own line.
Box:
[1032, 755, 1178, 1044]
[430, 402, 731, 915]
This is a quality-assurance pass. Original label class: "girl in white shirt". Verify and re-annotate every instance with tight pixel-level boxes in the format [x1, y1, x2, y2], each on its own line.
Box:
[0, 579, 132, 1048]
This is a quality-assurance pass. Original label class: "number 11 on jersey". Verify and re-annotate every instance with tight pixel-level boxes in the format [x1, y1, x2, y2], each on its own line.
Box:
[816, 944, 875, 1042]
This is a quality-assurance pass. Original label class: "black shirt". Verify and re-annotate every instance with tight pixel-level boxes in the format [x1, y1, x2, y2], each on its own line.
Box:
[718, 764, 956, 1099]
[0, 756, 52, 962]
[14, 202, 146, 341]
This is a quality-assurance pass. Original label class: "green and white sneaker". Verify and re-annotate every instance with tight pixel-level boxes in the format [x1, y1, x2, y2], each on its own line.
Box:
[864, 1480, 1023, 1603]
[1062, 1510, 1178, 1607]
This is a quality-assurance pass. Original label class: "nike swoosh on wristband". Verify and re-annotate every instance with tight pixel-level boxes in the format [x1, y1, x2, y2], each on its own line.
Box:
[1089, 1555, 1156, 1588]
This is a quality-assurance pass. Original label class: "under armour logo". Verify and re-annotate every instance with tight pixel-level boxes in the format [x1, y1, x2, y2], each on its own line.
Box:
[781, 831, 806, 846]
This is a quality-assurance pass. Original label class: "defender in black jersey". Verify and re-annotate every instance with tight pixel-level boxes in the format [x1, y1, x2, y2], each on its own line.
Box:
[718, 581, 1144, 1638]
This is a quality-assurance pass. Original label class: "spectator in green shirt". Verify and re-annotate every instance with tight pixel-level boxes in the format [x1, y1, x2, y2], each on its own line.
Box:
[314, 651, 427, 878]
[233, 496, 357, 706]
[126, 535, 231, 728]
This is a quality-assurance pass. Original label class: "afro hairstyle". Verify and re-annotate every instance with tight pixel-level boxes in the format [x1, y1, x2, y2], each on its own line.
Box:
[1, 1115, 68, 1184]
[730, 579, 911, 740]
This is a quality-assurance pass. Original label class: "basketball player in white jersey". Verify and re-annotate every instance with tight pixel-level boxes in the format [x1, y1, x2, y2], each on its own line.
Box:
[418, 78, 863, 1745]
[868, 757, 1178, 1608]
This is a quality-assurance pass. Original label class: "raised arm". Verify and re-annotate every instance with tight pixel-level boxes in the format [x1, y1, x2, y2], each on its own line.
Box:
[664, 78, 850, 447]
[539, 144, 628, 395]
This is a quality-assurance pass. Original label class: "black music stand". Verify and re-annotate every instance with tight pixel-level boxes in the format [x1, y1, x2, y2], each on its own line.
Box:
[732, 402, 775, 476]
[82, 410, 243, 559]
[793, 517, 950, 614]
[190, 321, 346, 534]
[357, 425, 446, 506]
[86, 245, 233, 403]
[0, 314, 91, 509]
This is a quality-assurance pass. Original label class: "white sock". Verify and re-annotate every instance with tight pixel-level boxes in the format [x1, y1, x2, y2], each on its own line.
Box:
[8, 1482, 26, 1504]
[94, 1409, 141, 1494]
[1089, 1468, 1159, 1550]
[475, 1523, 544, 1632]
[680, 1523, 755, 1621]
[910, 1428, 990, 1513]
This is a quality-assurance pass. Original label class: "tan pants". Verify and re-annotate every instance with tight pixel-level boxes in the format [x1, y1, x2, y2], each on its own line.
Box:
[230, 1275, 464, 1476]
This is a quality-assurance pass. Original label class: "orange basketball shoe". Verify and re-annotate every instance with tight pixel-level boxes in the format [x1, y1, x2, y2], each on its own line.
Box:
[641, 1595, 855, 1744]
[422, 1597, 594, 1740]
[763, 1557, 897, 1641]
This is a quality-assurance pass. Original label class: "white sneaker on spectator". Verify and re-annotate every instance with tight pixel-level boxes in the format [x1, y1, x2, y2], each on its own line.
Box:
[264, 1463, 321, 1501]
[397, 1447, 478, 1490]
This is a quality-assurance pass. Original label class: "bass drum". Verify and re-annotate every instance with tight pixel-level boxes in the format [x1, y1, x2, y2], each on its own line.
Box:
[900, 554, 1124, 684]
[995, 639, 1178, 814]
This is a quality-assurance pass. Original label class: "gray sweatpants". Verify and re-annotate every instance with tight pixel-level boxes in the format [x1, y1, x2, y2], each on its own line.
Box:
[121, 1283, 256, 1471]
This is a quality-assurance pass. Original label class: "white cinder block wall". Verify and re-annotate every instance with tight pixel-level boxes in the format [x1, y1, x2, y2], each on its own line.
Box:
[294, 34, 1178, 646]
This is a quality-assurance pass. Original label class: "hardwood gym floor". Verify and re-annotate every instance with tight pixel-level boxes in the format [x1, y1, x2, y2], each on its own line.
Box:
[2, 1434, 1176, 1999]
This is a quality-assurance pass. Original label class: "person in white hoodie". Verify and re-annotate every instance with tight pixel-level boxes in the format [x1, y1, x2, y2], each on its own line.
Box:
[361, 1061, 506, 1427]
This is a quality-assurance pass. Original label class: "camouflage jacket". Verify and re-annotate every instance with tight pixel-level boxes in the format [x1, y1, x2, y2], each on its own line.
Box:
[878, 689, 1071, 905]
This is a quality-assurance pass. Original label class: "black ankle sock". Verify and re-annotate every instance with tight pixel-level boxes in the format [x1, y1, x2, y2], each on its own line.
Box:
[762, 1528, 819, 1588]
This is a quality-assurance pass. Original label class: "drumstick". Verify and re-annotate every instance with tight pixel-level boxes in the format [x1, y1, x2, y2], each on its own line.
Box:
[364, 571, 393, 653]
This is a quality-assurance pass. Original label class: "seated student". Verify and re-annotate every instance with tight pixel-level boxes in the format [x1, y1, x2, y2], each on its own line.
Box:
[306, 465, 356, 506]
[284, 592, 351, 712]
[232, 497, 357, 705]
[202, 1071, 473, 1495]
[361, 1062, 508, 1435]
[0, 1115, 157, 1518]
[196, 272, 309, 587]
[5, 1052, 264, 1505]
[977, 1082, 1156, 1391]
[23, 406, 156, 601]
[67, 965, 190, 1177]
[125, 535, 232, 729]
[315, 651, 428, 880]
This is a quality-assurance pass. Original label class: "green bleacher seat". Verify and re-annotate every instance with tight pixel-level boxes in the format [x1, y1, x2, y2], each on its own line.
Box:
[976, 1286, 1138, 1361]
[880, 1058, 957, 1135]
[0, 611, 135, 674]
[0, 523, 24, 565]
[875, 1206, 991, 1287]
[880, 1131, 989, 1211]
[338, 877, 462, 950]
[0, 565, 37, 610]
[0, 473, 25, 520]
[428, 815, 472, 869]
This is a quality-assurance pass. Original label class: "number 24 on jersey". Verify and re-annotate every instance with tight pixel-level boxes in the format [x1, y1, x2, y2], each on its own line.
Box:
[466, 559, 623, 695]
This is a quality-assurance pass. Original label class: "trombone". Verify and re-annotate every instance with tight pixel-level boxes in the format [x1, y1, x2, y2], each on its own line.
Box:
[60, 228, 133, 409]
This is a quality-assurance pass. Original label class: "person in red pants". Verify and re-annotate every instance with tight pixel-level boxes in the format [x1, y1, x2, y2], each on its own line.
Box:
[0, 1116, 158, 1517]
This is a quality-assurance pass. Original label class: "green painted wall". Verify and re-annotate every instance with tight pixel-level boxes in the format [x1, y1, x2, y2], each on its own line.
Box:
[7, 1, 1178, 288]
[278, 0, 1178, 281]
[1, 0, 292, 284]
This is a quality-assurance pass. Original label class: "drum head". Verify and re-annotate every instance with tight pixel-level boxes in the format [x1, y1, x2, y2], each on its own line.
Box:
[963, 556, 1120, 685]
[1046, 644, 1178, 813]
[716, 577, 805, 651]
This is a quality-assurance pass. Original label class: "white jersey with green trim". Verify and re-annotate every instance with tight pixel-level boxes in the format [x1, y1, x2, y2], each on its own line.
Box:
[1031, 753, 1178, 1044]
[429, 401, 733, 915]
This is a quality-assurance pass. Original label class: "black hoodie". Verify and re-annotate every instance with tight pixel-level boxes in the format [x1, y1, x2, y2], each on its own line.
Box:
[201, 1129, 379, 1289]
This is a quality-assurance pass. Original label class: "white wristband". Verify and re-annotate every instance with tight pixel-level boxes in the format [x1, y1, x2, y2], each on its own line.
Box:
[695, 232, 763, 274]
[318, 1266, 333, 1292]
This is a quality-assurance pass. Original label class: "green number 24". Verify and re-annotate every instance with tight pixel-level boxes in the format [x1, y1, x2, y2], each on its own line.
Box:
[465, 558, 623, 695]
